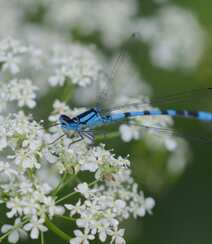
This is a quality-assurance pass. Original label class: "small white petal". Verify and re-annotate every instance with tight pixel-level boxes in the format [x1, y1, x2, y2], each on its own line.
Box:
[74, 230, 83, 237]
[145, 197, 155, 211]
[24, 223, 33, 231]
[8, 230, 19, 243]
[1, 224, 12, 233]
[31, 227, 39, 239]
[39, 225, 48, 232]
[99, 231, 107, 242]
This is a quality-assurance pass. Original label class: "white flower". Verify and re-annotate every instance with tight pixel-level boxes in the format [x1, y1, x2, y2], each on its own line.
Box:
[24, 216, 48, 239]
[108, 227, 126, 244]
[75, 183, 91, 199]
[18, 180, 33, 195]
[0, 52, 20, 74]
[47, 0, 138, 48]
[79, 160, 98, 172]
[136, 5, 205, 69]
[65, 200, 84, 216]
[144, 197, 155, 214]
[48, 43, 105, 88]
[70, 229, 95, 244]
[114, 200, 126, 210]
[14, 149, 40, 170]
[22, 199, 38, 216]
[1, 218, 27, 244]
[8, 79, 37, 109]
[0, 124, 7, 150]
[43, 196, 65, 218]
[6, 198, 23, 219]
[92, 219, 109, 242]
[0, 38, 27, 74]
[43, 148, 58, 164]
[48, 66, 67, 86]
[0, 161, 17, 178]
[119, 124, 140, 142]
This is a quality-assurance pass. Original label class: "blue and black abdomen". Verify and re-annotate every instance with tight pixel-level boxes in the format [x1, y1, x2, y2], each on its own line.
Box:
[139, 109, 212, 121]
[110, 109, 212, 122]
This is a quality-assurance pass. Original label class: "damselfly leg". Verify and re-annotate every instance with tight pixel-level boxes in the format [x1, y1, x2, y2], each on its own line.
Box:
[68, 132, 84, 147]
[68, 130, 95, 147]
[48, 134, 66, 145]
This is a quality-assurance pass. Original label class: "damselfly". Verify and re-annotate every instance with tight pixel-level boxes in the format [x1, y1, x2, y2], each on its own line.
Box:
[48, 34, 212, 146]
[46, 87, 212, 146]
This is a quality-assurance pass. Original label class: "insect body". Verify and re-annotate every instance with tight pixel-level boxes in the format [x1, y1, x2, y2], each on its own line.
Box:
[58, 107, 212, 145]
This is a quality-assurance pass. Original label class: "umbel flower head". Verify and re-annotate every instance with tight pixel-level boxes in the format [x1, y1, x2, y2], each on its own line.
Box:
[0, 110, 155, 243]
[0, 37, 157, 244]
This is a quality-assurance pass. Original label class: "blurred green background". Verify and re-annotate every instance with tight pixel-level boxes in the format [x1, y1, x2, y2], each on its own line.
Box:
[132, 0, 212, 244]
[2, 0, 212, 243]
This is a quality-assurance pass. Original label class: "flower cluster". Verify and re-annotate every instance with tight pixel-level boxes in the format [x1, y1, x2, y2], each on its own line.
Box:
[0, 108, 154, 243]
[67, 181, 155, 244]
[46, 0, 138, 48]
[0, 36, 157, 243]
[2, 0, 205, 72]
[0, 37, 105, 95]
[10, 0, 138, 48]
[136, 5, 205, 69]
[48, 43, 105, 87]
[0, 24, 191, 243]
[0, 1, 205, 70]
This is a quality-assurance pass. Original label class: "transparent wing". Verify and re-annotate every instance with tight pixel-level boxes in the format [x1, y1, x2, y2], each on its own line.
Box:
[128, 121, 212, 144]
[96, 33, 139, 111]
[87, 120, 212, 144]
[103, 87, 212, 112]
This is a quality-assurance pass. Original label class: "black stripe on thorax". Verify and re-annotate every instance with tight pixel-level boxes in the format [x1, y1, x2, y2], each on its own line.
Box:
[77, 108, 98, 125]
[60, 114, 72, 123]
[77, 108, 97, 119]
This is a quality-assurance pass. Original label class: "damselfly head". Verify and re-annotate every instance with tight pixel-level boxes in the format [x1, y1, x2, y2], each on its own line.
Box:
[59, 114, 72, 128]
[59, 114, 79, 131]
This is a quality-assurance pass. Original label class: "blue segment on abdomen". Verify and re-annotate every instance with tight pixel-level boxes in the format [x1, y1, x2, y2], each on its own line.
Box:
[198, 111, 212, 121]
[128, 111, 145, 116]
[110, 113, 126, 121]
[167, 110, 177, 116]
[149, 110, 162, 115]
[128, 110, 163, 116]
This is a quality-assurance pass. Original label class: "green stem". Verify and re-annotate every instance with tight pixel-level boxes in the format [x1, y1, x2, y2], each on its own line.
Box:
[56, 180, 98, 203]
[52, 173, 68, 196]
[41, 232, 45, 244]
[56, 215, 76, 222]
[45, 218, 71, 242]
[54, 174, 77, 197]
[0, 231, 11, 242]
[88, 179, 99, 187]
[56, 190, 77, 204]
[56, 179, 99, 204]
[62, 81, 74, 103]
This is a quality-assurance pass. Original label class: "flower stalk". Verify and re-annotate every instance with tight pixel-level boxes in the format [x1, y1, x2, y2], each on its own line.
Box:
[45, 218, 71, 242]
